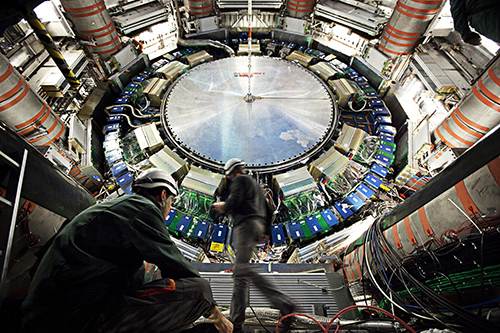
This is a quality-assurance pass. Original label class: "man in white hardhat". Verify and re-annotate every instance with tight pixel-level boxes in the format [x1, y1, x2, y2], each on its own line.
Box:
[214, 158, 297, 333]
[23, 168, 232, 333]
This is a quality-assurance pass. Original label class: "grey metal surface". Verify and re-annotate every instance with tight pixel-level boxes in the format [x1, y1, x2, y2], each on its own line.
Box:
[163, 56, 336, 172]
[315, 1, 387, 36]
[200, 271, 340, 316]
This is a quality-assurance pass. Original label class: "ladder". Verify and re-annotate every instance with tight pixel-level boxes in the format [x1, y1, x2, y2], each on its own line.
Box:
[0, 148, 28, 310]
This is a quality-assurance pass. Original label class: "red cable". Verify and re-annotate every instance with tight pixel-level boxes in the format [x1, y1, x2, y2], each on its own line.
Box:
[276, 313, 326, 332]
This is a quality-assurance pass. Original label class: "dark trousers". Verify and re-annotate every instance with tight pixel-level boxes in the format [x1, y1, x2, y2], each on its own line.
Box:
[23, 277, 213, 333]
[230, 219, 296, 330]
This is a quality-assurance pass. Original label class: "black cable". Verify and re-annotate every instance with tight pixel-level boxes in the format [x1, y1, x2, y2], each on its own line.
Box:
[248, 305, 273, 333]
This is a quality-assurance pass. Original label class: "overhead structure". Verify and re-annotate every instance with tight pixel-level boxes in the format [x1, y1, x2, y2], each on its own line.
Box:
[378, 0, 445, 56]
[434, 56, 500, 149]
[184, 0, 214, 17]
[25, 11, 80, 88]
[286, 0, 316, 19]
[0, 53, 65, 147]
[60, 0, 122, 61]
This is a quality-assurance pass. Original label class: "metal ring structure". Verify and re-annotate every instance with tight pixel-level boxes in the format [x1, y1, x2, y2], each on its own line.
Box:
[161, 56, 339, 175]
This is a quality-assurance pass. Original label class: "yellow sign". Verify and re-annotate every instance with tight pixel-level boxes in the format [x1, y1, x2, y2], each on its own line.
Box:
[210, 242, 224, 253]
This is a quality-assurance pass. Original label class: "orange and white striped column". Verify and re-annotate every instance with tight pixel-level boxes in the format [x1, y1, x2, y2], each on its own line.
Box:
[0, 54, 65, 146]
[60, 0, 122, 61]
[434, 57, 500, 149]
[379, 0, 445, 57]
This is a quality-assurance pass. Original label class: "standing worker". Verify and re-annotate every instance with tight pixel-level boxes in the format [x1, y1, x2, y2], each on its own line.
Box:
[22, 168, 233, 333]
[213, 158, 297, 333]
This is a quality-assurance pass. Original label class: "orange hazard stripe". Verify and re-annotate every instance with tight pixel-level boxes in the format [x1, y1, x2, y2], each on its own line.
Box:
[378, 43, 413, 55]
[473, 85, 500, 112]
[0, 80, 30, 112]
[81, 21, 113, 34]
[385, 27, 420, 41]
[382, 33, 418, 47]
[355, 261, 362, 279]
[455, 107, 489, 132]
[454, 180, 480, 217]
[351, 269, 357, 281]
[387, 23, 420, 36]
[344, 268, 351, 283]
[392, 224, 402, 249]
[398, 2, 440, 14]
[137, 279, 176, 298]
[382, 230, 390, 253]
[442, 118, 474, 146]
[409, 0, 443, 4]
[403, 217, 418, 245]
[478, 79, 500, 104]
[487, 157, 500, 187]
[417, 207, 435, 237]
[435, 126, 457, 148]
[396, 4, 429, 20]
[450, 109, 483, 139]
[0, 74, 24, 101]
[16, 102, 47, 129]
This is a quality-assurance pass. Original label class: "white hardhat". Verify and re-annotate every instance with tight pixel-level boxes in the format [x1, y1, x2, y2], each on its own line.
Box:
[224, 158, 245, 176]
[132, 168, 178, 196]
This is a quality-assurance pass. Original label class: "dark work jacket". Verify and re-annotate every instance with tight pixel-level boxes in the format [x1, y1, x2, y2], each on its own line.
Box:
[22, 194, 200, 330]
[450, 0, 500, 43]
[223, 174, 268, 228]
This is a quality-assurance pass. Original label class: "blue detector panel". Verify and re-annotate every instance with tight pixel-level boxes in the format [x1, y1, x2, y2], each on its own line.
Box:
[111, 161, 127, 177]
[115, 97, 129, 104]
[370, 99, 384, 108]
[132, 76, 145, 83]
[105, 132, 119, 142]
[106, 149, 122, 165]
[110, 106, 125, 113]
[107, 115, 121, 123]
[126, 82, 139, 89]
[354, 76, 368, 84]
[356, 183, 375, 200]
[288, 221, 305, 240]
[165, 209, 177, 227]
[306, 215, 323, 234]
[374, 107, 389, 117]
[376, 153, 393, 167]
[334, 202, 353, 219]
[376, 116, 392, 126]
[272, 224, 286, 243]
[379, 143, 395, 154]
[121, 89, 133, 97]
[193, 220, 210, 239]
[379, 133, 394, 143]
[321, 208, 339, 227]
[345, 192, 364, 212]
[365, 173, 383, 189]
[117, 172, 133, 188]
[212, 224, 228, 243]
[365, 91, 379, 97]
[123, 186, 133, 195]
[105, 123, 120, 133]
[176, 215, 192, 234]
[371, 163, 388, 178]
[376, 125, 396, 136]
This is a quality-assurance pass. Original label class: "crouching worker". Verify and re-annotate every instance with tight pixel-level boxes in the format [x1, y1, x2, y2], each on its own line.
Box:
[21, 169, 233, 333]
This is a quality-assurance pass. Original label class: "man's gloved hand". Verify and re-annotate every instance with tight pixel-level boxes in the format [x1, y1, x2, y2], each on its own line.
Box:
[209, 305, 233, 333]
[463, 31, 482, 45]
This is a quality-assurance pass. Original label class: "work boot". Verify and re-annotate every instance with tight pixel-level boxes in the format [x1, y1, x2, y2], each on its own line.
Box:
[279, 305, 297, 333]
